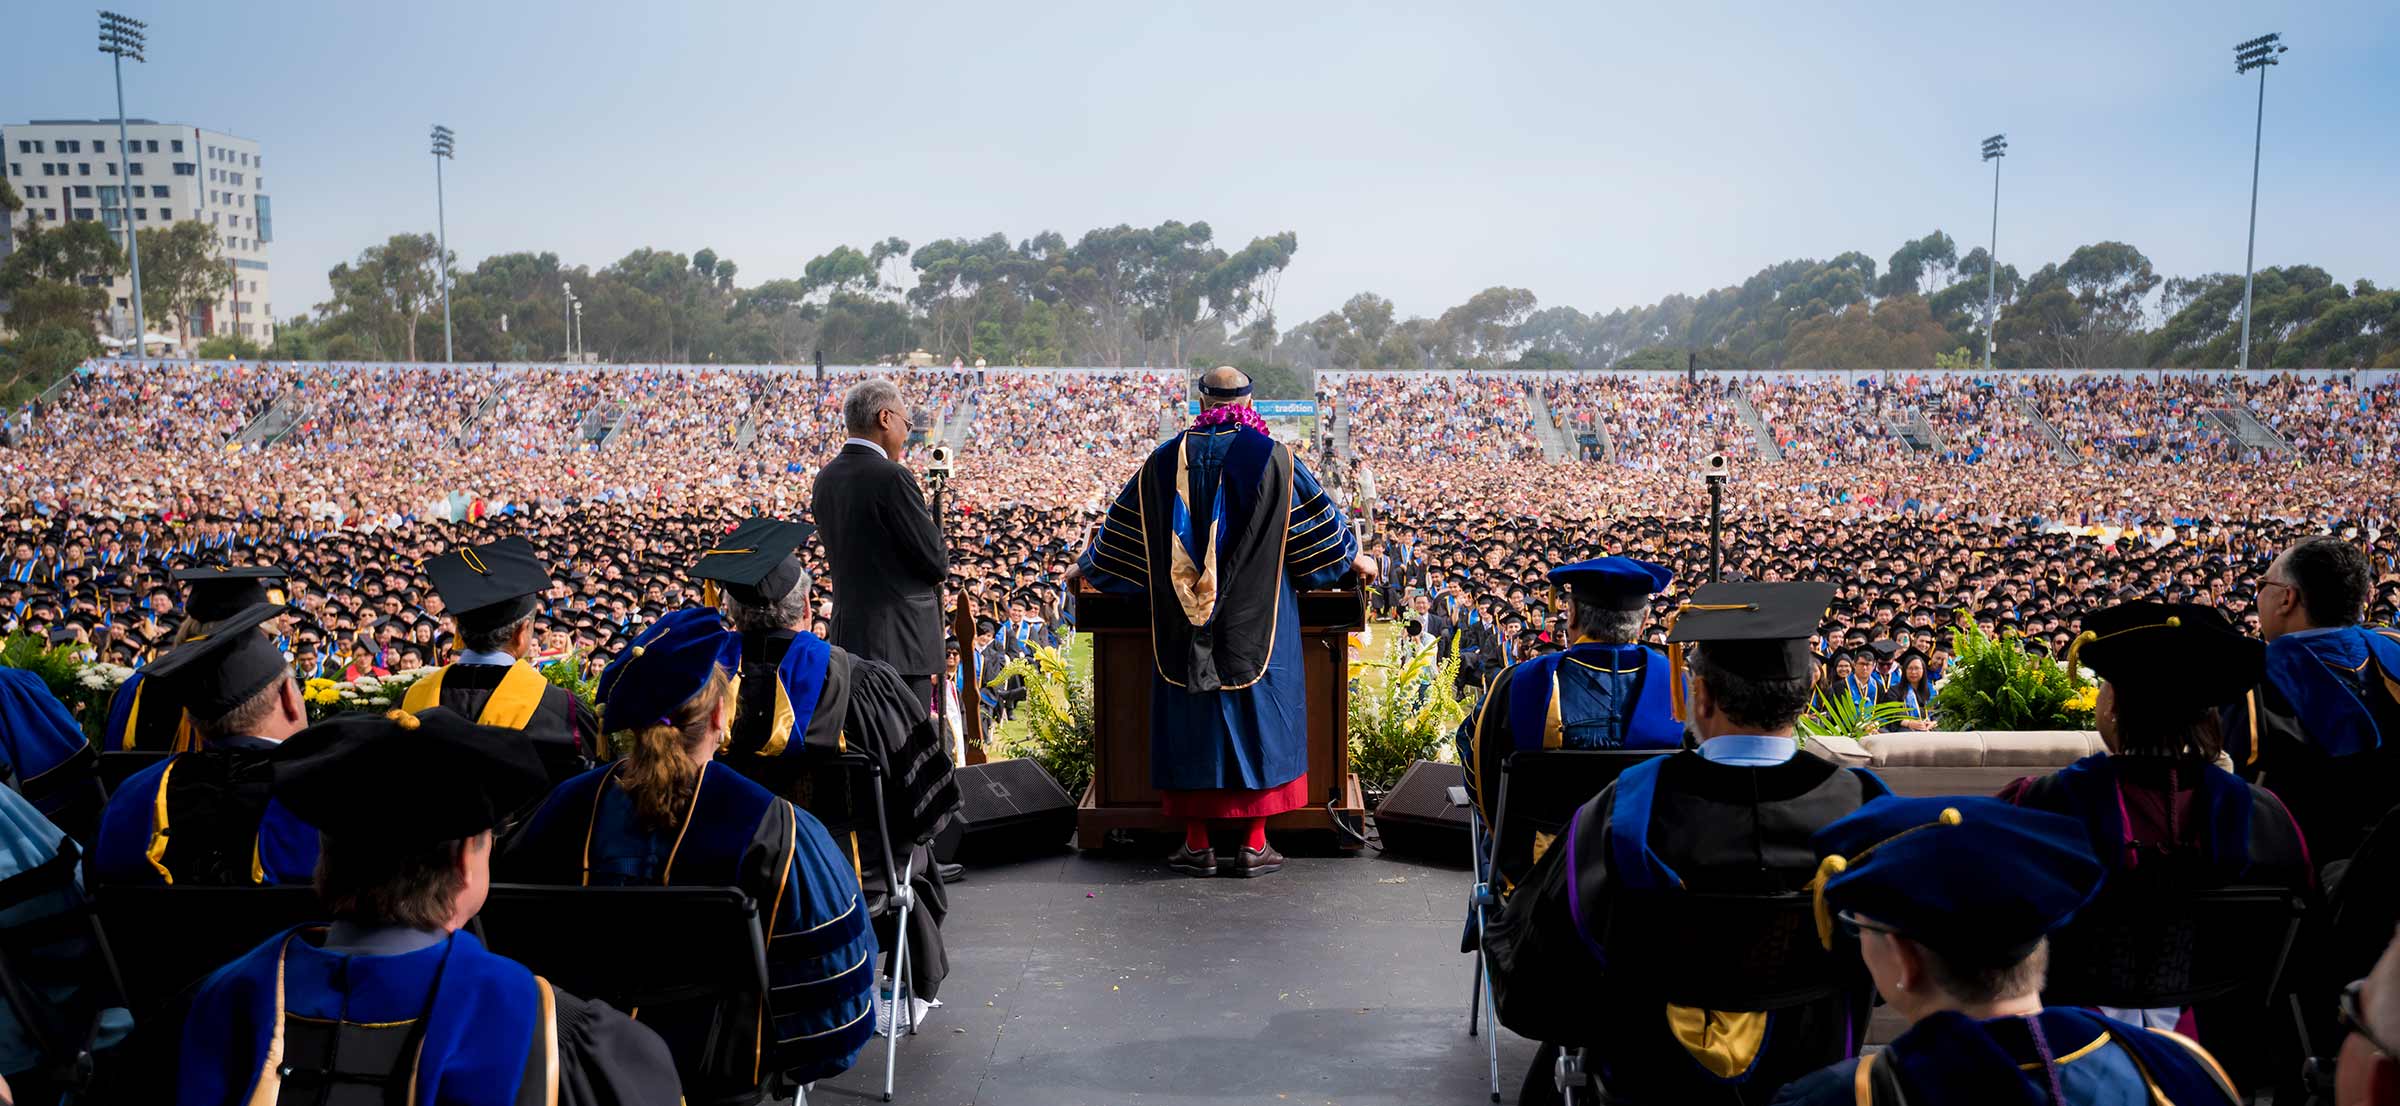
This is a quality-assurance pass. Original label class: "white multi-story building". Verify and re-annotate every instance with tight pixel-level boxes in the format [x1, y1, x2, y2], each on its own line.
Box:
[0, 118, 274, 345]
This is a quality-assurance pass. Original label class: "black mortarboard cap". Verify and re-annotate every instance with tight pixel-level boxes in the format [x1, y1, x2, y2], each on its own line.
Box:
[689, 517, 816, 605]
[2069, 601, 2260, 708]
[273, 706, 548, 844]
[1666, 581, 1836, 681]
[425, 537, 550, 634]
[141, 602, 289, 721]
[172, 566, 288, 622]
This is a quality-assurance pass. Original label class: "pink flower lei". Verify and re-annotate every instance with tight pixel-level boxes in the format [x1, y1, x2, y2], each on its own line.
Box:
[1192, 403, 1271, 436]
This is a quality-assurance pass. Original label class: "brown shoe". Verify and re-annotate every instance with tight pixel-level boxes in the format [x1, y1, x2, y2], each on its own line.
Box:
[1228, 844, 1284, 877]
[1167, 844, 1217, 877]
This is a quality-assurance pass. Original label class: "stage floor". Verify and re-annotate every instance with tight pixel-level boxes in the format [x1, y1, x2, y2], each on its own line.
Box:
[811, 840, 1539, 1105]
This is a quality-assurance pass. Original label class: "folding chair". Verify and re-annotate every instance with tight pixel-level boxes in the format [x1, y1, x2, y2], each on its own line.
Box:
[812, 749, 924, 1103]
[478, 885, 777, 1100]
[95, 751, 169, 798]
[0, 839, 130, 1105]
[92, 884, 320, 1018]
[2042, 882, 2307, 1096]
[1563, 889, 1857, 1105]
[2290, 806, 2400, 1104]
[1456, 749, 1662, 1103]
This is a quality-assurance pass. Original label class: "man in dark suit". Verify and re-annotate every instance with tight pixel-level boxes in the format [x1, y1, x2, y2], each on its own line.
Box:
[812, 376, 949, 714]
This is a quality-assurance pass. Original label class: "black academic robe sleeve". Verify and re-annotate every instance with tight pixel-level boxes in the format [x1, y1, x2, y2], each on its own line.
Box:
[1484, 785, 1618, 1046]
[552, 988, 686, 1105]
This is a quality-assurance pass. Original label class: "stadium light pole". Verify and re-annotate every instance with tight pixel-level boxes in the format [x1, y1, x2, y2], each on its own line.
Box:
[573, 300, 584, 361]
[2232, 34, 2288, 373]
[1979, 134, 2007, 372]
[561, 282, 573, 361]
[431, 125, 456, 363]
[99, 11, 147, 351]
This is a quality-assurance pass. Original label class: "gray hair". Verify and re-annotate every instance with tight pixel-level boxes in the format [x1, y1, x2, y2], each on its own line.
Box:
[843, 377, 905, 436]
[1568, 600, 1644, 645]
[725, 573, 813, 635]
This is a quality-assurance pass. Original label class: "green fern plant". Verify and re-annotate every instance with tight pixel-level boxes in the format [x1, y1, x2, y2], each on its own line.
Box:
[1797, 689, 1915, 741]
[1346, 634, 1470, 794]
[990, 632, 1095, 797]
[1932, 620, 2097, 732]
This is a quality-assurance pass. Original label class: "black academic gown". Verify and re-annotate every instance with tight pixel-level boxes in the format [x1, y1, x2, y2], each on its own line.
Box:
[419, 662, 599, 784]
[722, 628, 962, 1002]
[1487, 748, 1889, 1106]
[2224, 665, 2400, 865]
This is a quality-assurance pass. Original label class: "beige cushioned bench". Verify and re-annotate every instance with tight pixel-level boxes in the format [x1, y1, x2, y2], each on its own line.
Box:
[1803, 731, 2105, 797]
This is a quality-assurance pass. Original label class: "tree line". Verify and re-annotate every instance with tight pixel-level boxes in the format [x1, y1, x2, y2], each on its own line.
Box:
[7, 186, 2396, 407]
[1281, 232, 2398, 374]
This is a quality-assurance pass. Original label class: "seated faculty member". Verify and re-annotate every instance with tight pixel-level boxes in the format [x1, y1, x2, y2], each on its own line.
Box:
[157, 707, 683, 1104]
[507, 608, 879, 1102]
[93, 603, 317, 886]
[1486, 581, 1891, 1105]
[412, 536, 599, 782]
[1772, 797, 2241, 1105]
[691, 518, 964, 1010]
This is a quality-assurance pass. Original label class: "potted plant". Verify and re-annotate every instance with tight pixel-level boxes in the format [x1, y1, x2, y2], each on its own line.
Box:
[990, 633, 1095, 798]
[1346, 634, 1471, 800]
[1933, 621, 2097, 732]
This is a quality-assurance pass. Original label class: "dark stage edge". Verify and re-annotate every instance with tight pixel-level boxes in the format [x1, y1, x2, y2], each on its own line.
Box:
[810, 841, 1538, 1106]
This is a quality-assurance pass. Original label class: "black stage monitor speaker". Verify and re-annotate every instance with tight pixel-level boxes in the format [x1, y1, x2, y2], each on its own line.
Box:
[1373, 759, 1471, 859]
[951, 758, 1077, 864]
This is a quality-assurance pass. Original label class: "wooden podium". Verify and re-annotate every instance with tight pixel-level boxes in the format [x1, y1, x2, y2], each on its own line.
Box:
[1074, 586, 1367, 848]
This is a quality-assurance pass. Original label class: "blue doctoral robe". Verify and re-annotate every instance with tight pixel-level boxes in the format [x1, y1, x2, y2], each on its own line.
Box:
[1078, 421, 1358, 793]
[92, 738, 318, 887]
[1457, 642, 1682, 826]
[0, 668, 100, 831]
[102, 667, 197, 754]
[2223, 625, 2400, 861]
[170, 926, 681, 1106]
[1772, 1007, 2237, 1105]
[506, 760, 878, 1089]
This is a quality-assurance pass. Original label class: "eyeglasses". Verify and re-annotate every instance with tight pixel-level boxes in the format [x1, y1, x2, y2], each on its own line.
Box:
[2342, 978, 2399, 1060]
[1835, 911, 1901, 940]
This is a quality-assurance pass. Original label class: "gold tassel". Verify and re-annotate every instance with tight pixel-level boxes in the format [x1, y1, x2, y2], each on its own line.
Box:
[1810, 854, 1847, 950]
[702, 580, 718, 608]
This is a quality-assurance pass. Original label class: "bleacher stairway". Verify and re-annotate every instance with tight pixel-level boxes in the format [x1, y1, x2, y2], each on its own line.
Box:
[228, 390, 308, 449]
[2215, 393, 2291, 454]
[1891, 407, 1948, 455]
[938, 386, 981, 449]
[1521, 386, 1575, 461]
[2010, 394, 2078, 463]
[1728, 392, 1783, 462]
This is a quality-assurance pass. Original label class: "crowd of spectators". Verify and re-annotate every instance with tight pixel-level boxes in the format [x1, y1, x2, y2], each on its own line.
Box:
[7, 361, 2397, 689]
[1330, 374, 1544, 463]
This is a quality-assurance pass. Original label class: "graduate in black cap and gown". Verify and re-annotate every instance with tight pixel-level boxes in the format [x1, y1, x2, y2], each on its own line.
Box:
[148, 707, 684, 1104]
[101, 566, 287, 754]
[506, 608, 879, 1103]
[1457, 556, 1682, 848]
[1773, 797, 2240, 1105]
[93, 603, 318, 886]
[1486, 582, 1891, 1106]
[688, 518, 962, 1014]
[409, 537, 598, 782]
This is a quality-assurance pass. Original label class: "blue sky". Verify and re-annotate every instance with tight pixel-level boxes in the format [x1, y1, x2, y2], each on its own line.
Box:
[6, 0, 2394, 328]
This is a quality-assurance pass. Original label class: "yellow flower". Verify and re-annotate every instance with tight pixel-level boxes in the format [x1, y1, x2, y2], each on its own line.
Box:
[2064, 687, 2098, 713]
